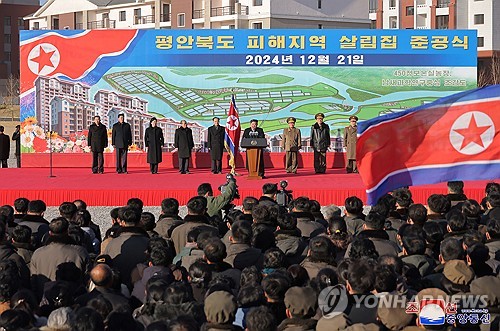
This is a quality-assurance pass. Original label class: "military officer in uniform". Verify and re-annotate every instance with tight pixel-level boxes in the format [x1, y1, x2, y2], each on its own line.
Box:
[281, 117, 301, 174]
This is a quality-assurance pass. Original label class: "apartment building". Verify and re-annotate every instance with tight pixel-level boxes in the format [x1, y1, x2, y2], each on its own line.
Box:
[35, 76, 91, 130]
[50, 96, 98, 137]
[369, 0, 500, 66]
[26, 0, 370, 31]
[0, 0, 39, 97]
[94, 90, 148, 127]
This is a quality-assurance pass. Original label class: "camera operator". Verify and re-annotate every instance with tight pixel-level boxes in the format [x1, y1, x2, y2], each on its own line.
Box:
[197, 174, 237, 220]
[259, 183, 278, 207]
[276, 180, 293, 213]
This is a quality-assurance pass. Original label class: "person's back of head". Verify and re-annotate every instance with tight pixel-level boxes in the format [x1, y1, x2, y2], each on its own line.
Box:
[486, 192, 500, 209]
[0, 271, 20, 303]
[378, 255, 404, 275]
[73, 199, 87, 211]
[427, 194, 451, 215]
[237, 284, 266, 308]
[49, 217, 70, 236]
[252, 204, 269, 223]
[323, 204, 342, 220]
[140, 212, 156, 232]
[346, 259, 376, 294]
[308, 236, 336, 264]
[408, 204, 427, 227]
[287, 264, 310, 287]
[310, 268, 338, 294]
[149, 246, 173, 267]
[349, 238, 379, 260]
[12, 225, 31, 244]
[164, 282, 193, 305]
[0, 205, 14, 223]
[27, 199, 46, 215]
[402, 235, 426, 256]
[14, 198, 30, 214]
[90, 263, 113, 287]
[377, 194, 397, 214]
[363, 211, 385, 231]
[246, 306, 277, 331]
[467, 243, 490, 265]
[59, 202, 78, 222]
[117, 206, 141, 227]
[161, 198, 179, 216]
[262, 272, 291, 302]
[374, 264, 398, 293]
[110, 207, 120, 223]
[87, 296, 112, 322]
[310, 200, 321, 213]
[0, 126, 4, 133]
[74, 209, 92, 228]
[328, 216, 348, 238]
[448, 181, 465, 194]
[291, 196, 310, 212]
[462, 199, 481, 219]
[0, 309, 31, 331]
[73, 307, 105, 331]
[447, 211, 467, 232]
[486, 218, 500, 240]
[186, 196, 207, 216]
[230, 220, 252, 244]
[262, 183, 278, 196]
[127, 198, 144, 214]
[203, 238, 227, 263]
[422, 221, 444, 245]
[167, 316, 198, 331]
[196, 230, 217, 250]
[440, 237, 463, 263]
[197, 183, 213, 197]
[263, 247, 286, 270]
[189, 259, 212, 289]
[345, 196, 363, 216]
[242, 196, 259, 213]
[276, 213, 297, 231]
[392, 188, 413, 208]
[240, 265, 261, 287]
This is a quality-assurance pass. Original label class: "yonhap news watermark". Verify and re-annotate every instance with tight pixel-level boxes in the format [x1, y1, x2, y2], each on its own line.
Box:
[318, 285, 491, 326]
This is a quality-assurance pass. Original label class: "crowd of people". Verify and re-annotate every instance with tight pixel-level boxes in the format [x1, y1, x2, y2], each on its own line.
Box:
[0, 179, 499, 331]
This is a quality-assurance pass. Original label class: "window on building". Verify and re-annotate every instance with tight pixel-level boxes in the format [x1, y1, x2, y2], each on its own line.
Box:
[252, 22, 263, 29]
[33, 22, 40, 29]
[254, 0, 263, 6]
[389, 0, 396, 8]
[4, 34, 11, 44]
[177, 13, 185, 27]
[389, 16, 397, 28]
[229, 24, 236, 29]
[406, 6, 414, 16]
[369, 0, 377, 13]
[134, 8, 141, 20]
[18, 18, 24, 26]
[474, 14, 484, 24]
[436, 15, 449, 29]
[318, 0, 322, 9]
[5, 52, 11, 61]
[52, 17, 59, 29]
[318, 24, 323, 29]
[119, 11, 126, 21]
[477, 37, 484, 47]
[4, 16, 11, 26]
[437, 0, 450, 7]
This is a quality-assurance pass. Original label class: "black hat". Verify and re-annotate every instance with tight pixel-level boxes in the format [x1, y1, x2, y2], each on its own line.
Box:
[287, 117, 296, 123]
[315, 113, 325, 119]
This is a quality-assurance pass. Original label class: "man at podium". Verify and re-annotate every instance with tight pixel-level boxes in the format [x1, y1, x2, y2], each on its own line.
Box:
[243, 119, 266, 178]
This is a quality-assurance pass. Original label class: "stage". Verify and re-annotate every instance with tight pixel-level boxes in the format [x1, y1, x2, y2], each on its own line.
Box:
[0, 167, 490, 207]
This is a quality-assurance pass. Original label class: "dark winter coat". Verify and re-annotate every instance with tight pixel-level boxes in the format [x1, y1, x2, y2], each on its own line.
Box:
[224, 243, 264, 270]
[155, 214, 183, 239]
[111, 122, 132, 148]
[174, 126, 194, 158]
[208, 124, 225, 160]
[300, 258, 336, 279]
[292, 212, 325, 239]
[310, 122, 330, 152]
[145, 126, 164, 164]
[75, 286, 130, 311]
[275, 229, 308, 265]
[357, 229, 400, 257]
[30, 235, 89, 299]
[278, 318, 317, 331]
[345, 214, 365, 236]
[17, 214, 50, 248]
[402, 254, 436, 277]
[12, 242, 33, 266]
[0, 133, 9, 160]
[11, 129, 20, 155]
[0, 242, 30, 288]
[102, 226, 150, 288]
[88, 123, 108, 152]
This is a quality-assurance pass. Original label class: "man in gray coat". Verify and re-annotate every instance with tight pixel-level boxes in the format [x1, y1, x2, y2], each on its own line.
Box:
[174, 120, 194, 174]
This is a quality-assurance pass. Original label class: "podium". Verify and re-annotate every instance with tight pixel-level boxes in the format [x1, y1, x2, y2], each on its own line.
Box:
[241, 137, 267, 180]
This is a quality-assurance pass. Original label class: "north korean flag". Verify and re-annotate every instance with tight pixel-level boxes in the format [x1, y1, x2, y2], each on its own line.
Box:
[20, 30, 137, 95]
[357, 85, 500, 205]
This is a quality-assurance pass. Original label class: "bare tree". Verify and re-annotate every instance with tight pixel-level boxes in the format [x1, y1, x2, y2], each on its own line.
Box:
[478, 52, 500, 87]
[0, 74, 19, 120]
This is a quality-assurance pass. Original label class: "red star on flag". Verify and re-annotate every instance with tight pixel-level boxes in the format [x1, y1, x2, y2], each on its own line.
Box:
[31, 46, 56, 73]
[453, 113, 492, 150]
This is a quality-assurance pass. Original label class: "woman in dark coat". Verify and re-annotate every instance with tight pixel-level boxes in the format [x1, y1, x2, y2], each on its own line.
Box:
[145, 117, 164, 174]
[174, 120, 194, 174]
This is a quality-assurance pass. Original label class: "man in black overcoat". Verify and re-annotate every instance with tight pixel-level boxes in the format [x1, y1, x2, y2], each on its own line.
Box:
[111, 113, 132, 174]
[11, 125, 21, 168]
[0, 125, 10, 168]
[174, 120, 194, 174]
[88, 115, 108, 174]
[242, 119, 265, 178]
[144, 117, 164, 174]
[207, 116, 225, 174]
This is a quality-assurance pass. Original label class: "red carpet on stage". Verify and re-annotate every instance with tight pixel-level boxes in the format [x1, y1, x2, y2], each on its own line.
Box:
[0, 168, 491, 207]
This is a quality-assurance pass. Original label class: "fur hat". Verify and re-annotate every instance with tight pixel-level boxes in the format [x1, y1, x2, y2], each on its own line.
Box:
[204, 291, 237, 324]
[377, 294, 413, 330]
[443, 260, 475, 285]
[284, 286, 317, 317]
